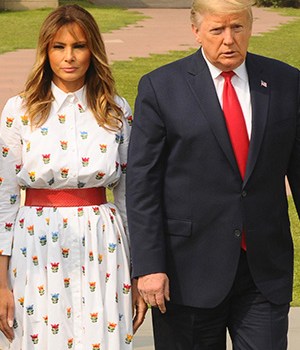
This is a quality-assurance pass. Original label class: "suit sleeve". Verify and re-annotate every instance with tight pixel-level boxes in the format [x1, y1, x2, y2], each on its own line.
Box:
[126, 74, 167, 278]
[287, 69, 300, 217]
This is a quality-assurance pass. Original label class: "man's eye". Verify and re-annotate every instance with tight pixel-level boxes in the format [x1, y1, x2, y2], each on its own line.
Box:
[233, 25, 243, 32]
[210, 28, 223, 35]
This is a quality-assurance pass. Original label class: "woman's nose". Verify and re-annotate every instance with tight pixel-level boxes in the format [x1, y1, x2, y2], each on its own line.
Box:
[64, 48, 75, 62]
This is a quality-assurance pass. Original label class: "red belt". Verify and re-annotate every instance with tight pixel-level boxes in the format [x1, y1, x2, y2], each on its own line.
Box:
[25, 188, 107, 207]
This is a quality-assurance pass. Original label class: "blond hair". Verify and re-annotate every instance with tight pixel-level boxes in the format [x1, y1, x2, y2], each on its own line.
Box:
[22, 4, 122, 130]
[191, 0, 255, 26]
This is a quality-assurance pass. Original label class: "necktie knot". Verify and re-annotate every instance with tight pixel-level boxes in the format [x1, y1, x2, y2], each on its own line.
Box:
[221, 71, 235, 81]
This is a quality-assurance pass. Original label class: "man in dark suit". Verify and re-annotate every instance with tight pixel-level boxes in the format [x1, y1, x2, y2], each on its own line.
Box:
[126, 0, 300, 349]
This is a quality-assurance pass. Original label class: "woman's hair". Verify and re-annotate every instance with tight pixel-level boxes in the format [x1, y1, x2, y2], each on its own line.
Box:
[22, 4, 122, 130]
[190, 0, 256, 27]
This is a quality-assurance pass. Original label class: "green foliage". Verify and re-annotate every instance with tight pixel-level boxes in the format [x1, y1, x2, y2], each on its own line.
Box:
[59, 0, 100, 7]
[256, 0, 299, 8]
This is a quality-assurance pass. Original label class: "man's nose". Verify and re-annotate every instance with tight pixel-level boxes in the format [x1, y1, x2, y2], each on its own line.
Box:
[223, 28, 234, 45]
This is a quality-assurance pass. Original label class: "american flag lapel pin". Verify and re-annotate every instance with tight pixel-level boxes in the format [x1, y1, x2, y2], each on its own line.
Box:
[260, 80, 268, 88]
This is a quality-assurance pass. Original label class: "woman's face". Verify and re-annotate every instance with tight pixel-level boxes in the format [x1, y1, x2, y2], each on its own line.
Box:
[48, 23, 91, 92]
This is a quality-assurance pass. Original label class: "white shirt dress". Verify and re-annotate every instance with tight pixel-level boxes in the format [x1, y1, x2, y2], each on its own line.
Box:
[0, 83, 134, 350]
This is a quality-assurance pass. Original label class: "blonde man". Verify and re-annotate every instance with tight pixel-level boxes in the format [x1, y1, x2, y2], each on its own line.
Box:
[127, 0, 300, 349]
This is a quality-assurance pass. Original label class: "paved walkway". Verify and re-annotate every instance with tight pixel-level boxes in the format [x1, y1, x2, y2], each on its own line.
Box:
[0, 6, 299, 350]
[0, 7, 298, 111]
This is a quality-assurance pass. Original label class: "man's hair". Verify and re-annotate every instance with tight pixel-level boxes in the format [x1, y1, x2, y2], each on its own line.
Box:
[190, 0, 256, 26]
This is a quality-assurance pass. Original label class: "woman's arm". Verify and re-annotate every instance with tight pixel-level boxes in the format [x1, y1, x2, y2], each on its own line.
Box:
[0, 96, 23, 255]
[0, 255, 14, 342]
[0, 96, 23, 342]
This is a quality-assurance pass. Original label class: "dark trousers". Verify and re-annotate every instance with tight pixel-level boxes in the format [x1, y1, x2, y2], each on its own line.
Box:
[152, 251, 289, 350]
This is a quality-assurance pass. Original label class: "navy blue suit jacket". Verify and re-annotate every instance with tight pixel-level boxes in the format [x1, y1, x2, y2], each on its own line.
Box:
[126, 49, 300, 308]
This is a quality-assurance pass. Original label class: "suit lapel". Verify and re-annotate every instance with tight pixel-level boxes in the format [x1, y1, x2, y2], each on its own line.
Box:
[186, 51, 270, 185]
[186, 50, 238, 174]
[244, 54, 270, 186]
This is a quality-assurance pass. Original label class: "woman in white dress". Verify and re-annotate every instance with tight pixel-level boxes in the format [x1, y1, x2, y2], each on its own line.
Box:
[0, 4, 147, 350]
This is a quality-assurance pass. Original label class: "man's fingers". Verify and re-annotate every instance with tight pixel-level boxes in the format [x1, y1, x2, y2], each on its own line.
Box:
[155, 293, 167, 313]
[142, 292, 167, 313]
[146, 295, 157, 307]
[137, 273, 170, 312]
[164, 278, 170, 301]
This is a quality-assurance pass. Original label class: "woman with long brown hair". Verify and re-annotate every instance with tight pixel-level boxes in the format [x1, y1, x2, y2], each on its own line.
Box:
[0, 5, 146, 349]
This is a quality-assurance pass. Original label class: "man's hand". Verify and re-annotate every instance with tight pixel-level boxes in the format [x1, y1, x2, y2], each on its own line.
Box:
[0, 287, 14, 342]
[137, 273, 170, 313]
[132, 279, 148, 334]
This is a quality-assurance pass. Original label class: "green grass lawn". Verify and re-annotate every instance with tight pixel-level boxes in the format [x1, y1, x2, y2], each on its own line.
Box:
[248, 8, 300, 68]
[0, 2, 299, 304]
[113, 8, 300, 106]
[290, 197, 300, 305]
[0, 0, 146, 54]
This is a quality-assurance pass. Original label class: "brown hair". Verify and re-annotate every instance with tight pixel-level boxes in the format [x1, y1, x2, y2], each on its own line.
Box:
[22, 4, 122, 130]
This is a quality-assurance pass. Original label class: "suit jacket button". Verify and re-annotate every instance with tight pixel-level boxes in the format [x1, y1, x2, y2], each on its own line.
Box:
[241, 191, 247, 198]
[234, 229, 241, 237]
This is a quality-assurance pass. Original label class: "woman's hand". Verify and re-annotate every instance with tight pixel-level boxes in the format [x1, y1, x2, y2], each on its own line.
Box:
[132, 278, 148, 334]
[0, 256, 14, 342]
[0, 287, 14, 342]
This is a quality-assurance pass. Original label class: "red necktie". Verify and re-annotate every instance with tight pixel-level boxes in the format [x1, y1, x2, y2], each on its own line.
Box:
[221, 71, 249, 250]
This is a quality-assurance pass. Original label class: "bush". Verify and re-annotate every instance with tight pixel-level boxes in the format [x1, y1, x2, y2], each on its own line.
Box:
[255, 0, 300, 7]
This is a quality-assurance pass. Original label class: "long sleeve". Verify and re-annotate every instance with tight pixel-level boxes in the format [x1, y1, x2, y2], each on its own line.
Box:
[0, 96, 23, 255]
[126, 75, 168, 278]
[113, 97, 132, 233]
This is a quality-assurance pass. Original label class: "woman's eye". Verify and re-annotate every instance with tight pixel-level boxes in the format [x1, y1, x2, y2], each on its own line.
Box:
[74, 44, 87, 49]
[53, 45, 64, 49]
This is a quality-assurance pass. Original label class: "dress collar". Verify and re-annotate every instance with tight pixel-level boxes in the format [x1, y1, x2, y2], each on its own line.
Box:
[51, 82, 87, 114]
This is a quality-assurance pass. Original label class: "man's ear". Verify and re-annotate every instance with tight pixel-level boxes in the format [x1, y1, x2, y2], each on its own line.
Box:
[192, 24, 201, 45]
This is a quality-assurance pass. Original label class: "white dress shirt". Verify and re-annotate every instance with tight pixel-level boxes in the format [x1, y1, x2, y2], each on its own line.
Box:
[202, 48, 252, 138]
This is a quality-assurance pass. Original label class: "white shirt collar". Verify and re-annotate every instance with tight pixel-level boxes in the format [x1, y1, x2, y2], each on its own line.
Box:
[201, 47, 248, 82]
[51, 82, 87, 114]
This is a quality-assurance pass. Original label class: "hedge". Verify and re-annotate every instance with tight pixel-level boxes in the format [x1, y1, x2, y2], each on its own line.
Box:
[255, 0, 299, 7]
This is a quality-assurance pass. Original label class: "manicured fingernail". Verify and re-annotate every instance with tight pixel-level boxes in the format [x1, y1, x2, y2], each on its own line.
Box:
[8, 320, 14, 328]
